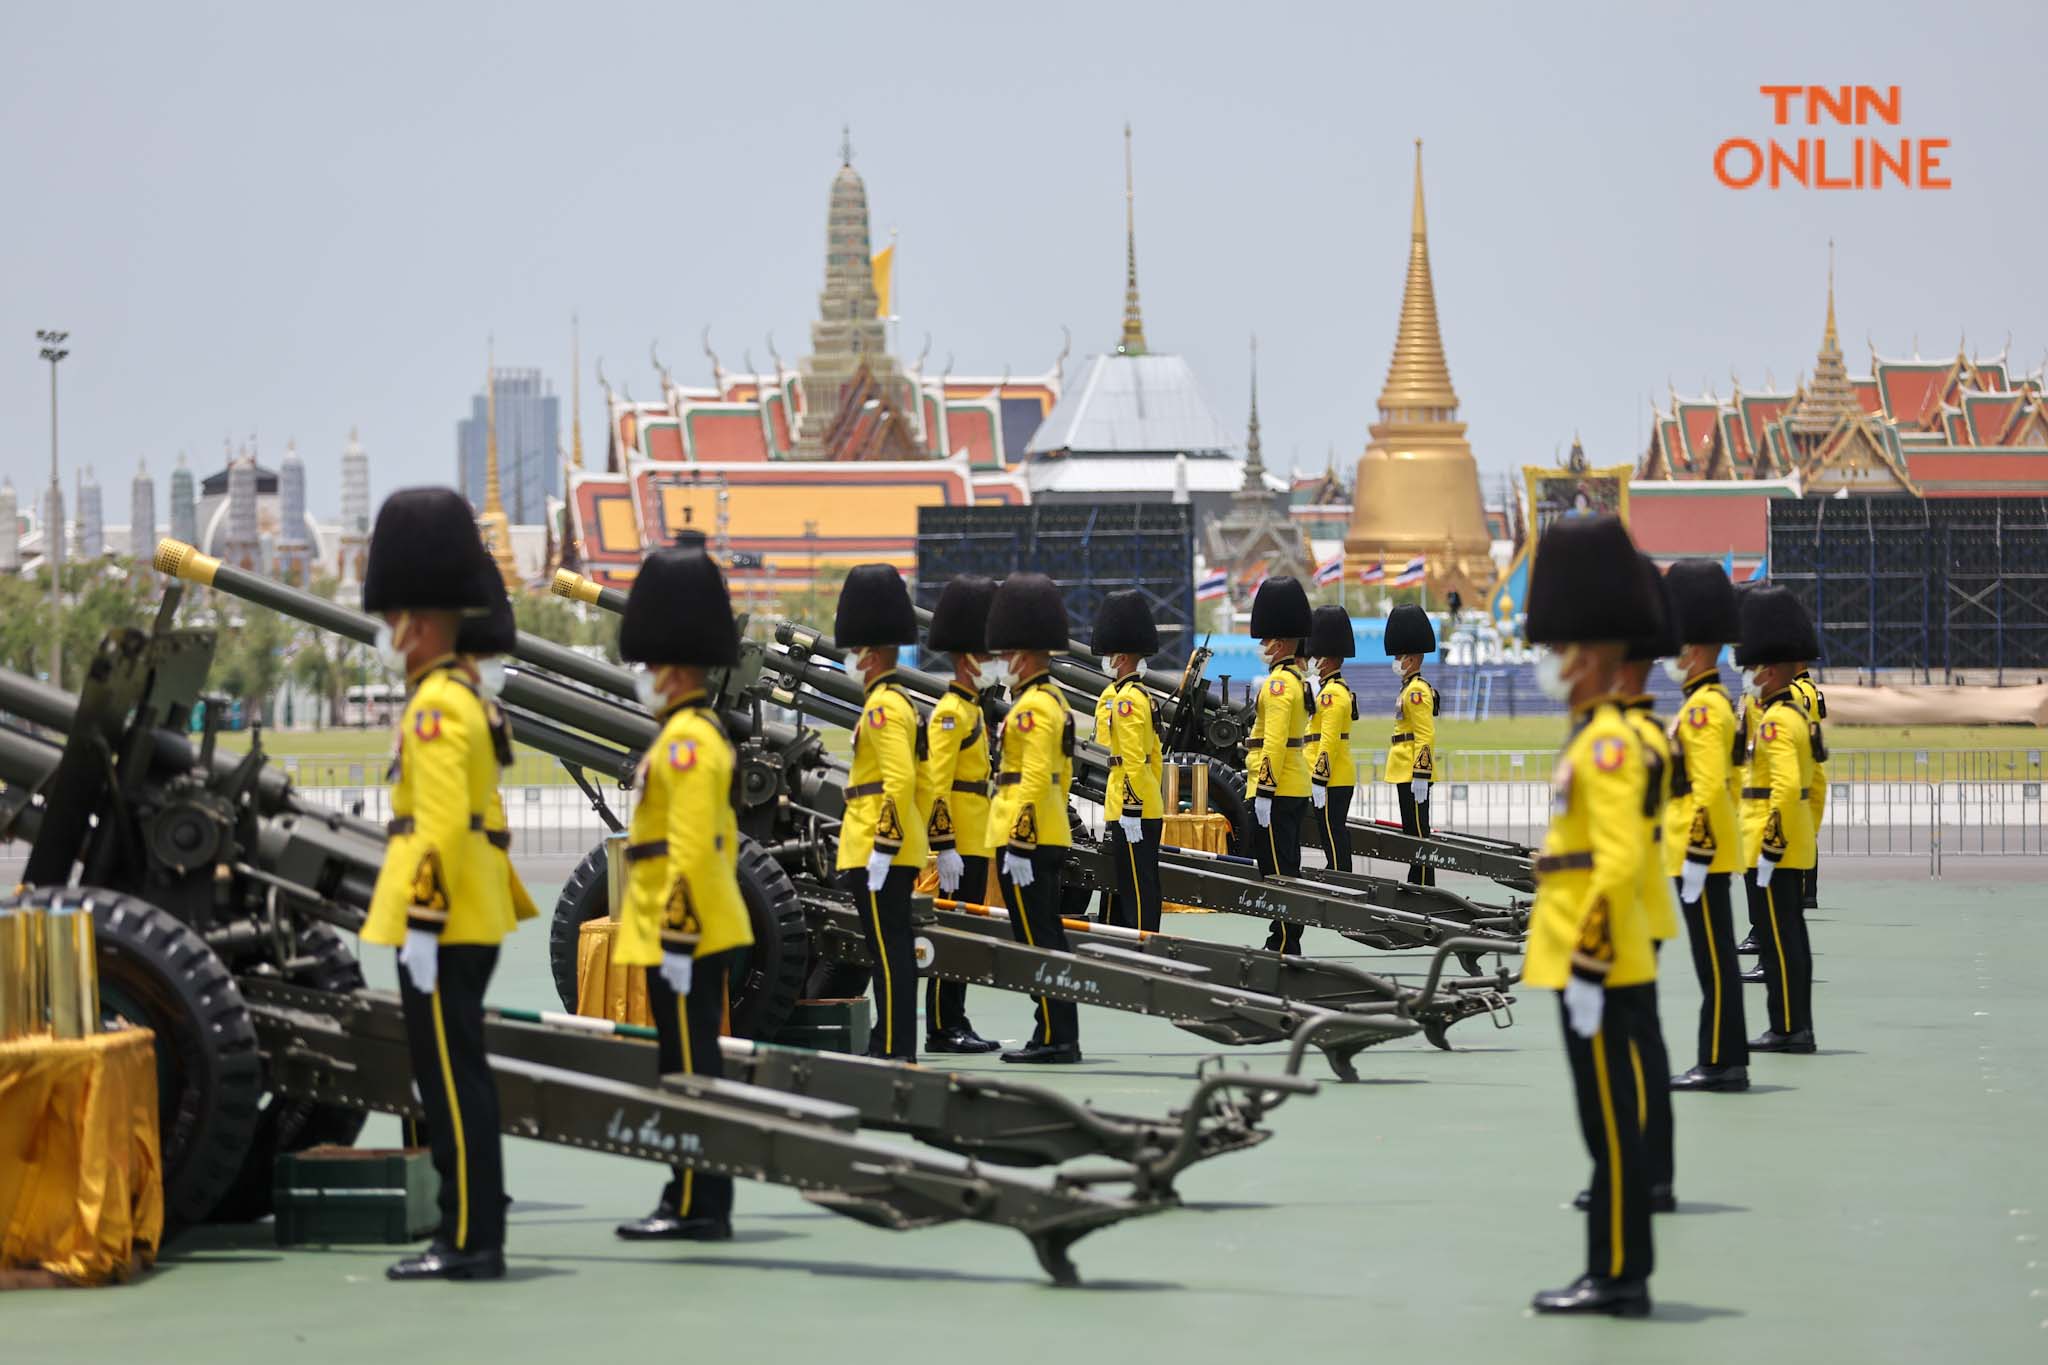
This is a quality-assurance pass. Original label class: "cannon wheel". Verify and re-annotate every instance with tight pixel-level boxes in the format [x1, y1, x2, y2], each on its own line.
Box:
[547, 835, 807, 1041]
[8, 886, 265, 1233]
[1167, 752, 1252, 856]
[208, 924, 369, 1223]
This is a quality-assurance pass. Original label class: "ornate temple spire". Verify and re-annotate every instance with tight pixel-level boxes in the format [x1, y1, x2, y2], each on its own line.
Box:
[479, 338, 518, 584]
[1788, 239, 1859, 436]
[570, 313, 584, 469]
[1376, 140, 1460, 419]
[1117, 122, 1148, 357]
[1240, 334, 1265, 492]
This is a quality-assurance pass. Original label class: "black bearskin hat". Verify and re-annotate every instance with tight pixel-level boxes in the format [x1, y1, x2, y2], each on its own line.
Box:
[1382, 603, 1435, 656]
[619, 548, 740, 667]
[924, 575, 996, 656]
[1734, 585, 1820, 667]
[834, 563, 918, 648]
[1309, 604, 1357, 660]
[1664, 559, 1741, 645]
[986, 572, 1069, 652]
[363, 488, 496, 613]
[455, 542, 516, 656]
[1524, 514, 1653, 645]
[1248, 575, 1312, 640]
[1091, 589, 1159, 656]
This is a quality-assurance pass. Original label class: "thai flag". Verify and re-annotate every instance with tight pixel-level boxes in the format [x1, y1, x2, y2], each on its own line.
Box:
[1314, 553, 1344, 586]
[1356, 560, 1384, 585]
[1390, 556, 1427, 587]
[1195, 570, 1229, 601]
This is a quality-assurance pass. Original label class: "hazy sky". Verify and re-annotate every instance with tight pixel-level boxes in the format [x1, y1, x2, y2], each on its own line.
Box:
[4, 0, 2042, 522]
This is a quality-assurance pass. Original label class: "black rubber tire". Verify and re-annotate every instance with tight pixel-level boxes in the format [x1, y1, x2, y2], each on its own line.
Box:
[1060, 804, 1097, 921]
[1168, 752, 1252, 855]
[11, 887, 265, 1233]
[546, 836, 808, 1041]
[208, 924, 369, 1223]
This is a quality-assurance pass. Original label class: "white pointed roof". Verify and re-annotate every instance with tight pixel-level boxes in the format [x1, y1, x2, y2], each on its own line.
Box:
[1025, 352, 1240, 458]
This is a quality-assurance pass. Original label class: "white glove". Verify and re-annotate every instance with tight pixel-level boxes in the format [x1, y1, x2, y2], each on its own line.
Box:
[1254, 796, 1273, 827]
[1679, 861, 1710, 904]
[1411, 777, 1430, 803]
[1003, 850, 1035, 888]
[865, 849, 894, 892]
[398, 929, 438, 996]
[935, 848, 965, 894]
[1755, 856, 1777, 890]
[658, 950, 694, 997]
[1563, 974, 1604, 1039]
[1310, 786, 1326, 810]
[1119, 815, 1143, 843]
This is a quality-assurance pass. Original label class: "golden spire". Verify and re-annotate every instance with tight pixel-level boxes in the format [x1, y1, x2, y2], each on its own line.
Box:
[1823, 238, 1839, 352]
[1117, 122, 1147, 357]
[1376, 139, 1460, 418]
[570, 313, 584, 470]
[478, 336, 518, 585]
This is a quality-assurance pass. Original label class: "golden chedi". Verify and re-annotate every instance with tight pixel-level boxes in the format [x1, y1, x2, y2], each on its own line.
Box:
[1344, 141, 1495, 602]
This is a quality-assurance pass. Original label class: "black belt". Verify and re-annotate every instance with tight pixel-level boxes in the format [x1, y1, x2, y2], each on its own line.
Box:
[625, 840, 667, 863]
[1391, 731, 1415, 742]
[389, 814, 502, 849]
[950, 779, 988, 796]
[994, 772, 1023, 787]
[845, 782, 884, 799]
[1741, 786, 1811, 799]
[1534, 852, 1594, 874]
[1285, 737, 1305, 748]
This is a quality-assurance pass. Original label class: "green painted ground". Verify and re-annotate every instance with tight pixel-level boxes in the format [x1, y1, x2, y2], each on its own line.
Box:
[11, 858, 2046, 1362]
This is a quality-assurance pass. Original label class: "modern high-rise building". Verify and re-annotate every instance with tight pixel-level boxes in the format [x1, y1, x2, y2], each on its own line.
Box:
[457, 368, 558, 523]
[130, 460, 156, 559]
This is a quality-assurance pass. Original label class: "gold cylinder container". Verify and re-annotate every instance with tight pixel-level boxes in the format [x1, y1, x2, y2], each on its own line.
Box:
[43, 904, 98, 1040]
[0, 904, 48, 1041]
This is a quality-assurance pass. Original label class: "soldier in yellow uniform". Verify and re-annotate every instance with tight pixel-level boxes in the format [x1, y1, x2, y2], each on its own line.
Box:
[986, 572, 1081, 1064]
[1092, 590, 1164, 931]
[453, 546, 540, 931]
[1247, 576, 1313, 954]
[1382, 603, 1440, 886]
[1659, 561, 1750, 1091]
[1520, 514, 1659, 1318]
[832, 565, 928, 1062]
[360, 489, 515, 1283]
[1305, 605, 1358, 874]
[1736, 588, 1821, 1054]
[610, 548, 754, 1242]
[1791, 664, 1828, 911]
[920, 575, 1001, 1054]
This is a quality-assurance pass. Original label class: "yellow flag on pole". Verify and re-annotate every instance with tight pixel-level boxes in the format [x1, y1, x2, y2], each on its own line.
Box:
[872, 244, 894, 318]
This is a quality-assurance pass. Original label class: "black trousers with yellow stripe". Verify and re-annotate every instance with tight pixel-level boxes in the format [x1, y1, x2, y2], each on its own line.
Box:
[997, 849, 1078, 1046]
[1606, 980, 1674, 1194]
[1746, 866, 1814, 1035]
[647, 950, 734, 1222]
[1677, 873, 1749, 1070]
[1559, 988, 1655, 1284]
[1106, 819, 1163, 932]
[398, 944, 505, 1254]
[842, 865, 919, 1061]
[926, 854, 988, 1034]
[1255, 795, 1308, 954]
[1311, 784, 1354, 873]
[1396, 782, 1434, 886]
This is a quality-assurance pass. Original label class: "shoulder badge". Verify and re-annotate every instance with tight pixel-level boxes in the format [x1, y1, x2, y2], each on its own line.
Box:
[1268, 676, 1286, 697]
[939, 714, 957, 731]
[866, 705, 887, 730]
[1686, 703, 1710, 729]
[1116, 698, 1134, 717]
[1591, 735, 1625, 772]
[668, 739, 697, 771]
[1017, 710, 1036, 733]
[1320, 691, 1335, 708]
[1760, 720, 1779, 742]
[413, 709, 443, 741]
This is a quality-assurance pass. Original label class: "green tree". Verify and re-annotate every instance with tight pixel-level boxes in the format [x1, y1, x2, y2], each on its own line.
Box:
[513, 591, 616, 660]
[284, 575, 352, 726]
[213, 603, 291, 726]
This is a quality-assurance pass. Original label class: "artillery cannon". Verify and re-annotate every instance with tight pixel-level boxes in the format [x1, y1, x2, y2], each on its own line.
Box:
[0, 581, 1324, 1285]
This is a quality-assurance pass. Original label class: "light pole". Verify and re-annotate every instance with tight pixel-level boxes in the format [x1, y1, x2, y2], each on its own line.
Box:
[36, 331, 68, 686]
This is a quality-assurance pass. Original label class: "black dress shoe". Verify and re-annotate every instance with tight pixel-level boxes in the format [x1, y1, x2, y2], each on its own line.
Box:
[1650, 1183, 1677, 1214]
[386, 1243, 506, 1281]
[1531, 1274, 1651, 1316]
[615, 1209, 733, 1241]
[1741, 966, 1766, 984]
[1736, 934, 1759, 954]
[926, 1025, 1002, 1054]
[1001, 1041, 1082, 1065]
[1749, 1028, 1816, 1054]
[1669, 1064, 1750, 1092]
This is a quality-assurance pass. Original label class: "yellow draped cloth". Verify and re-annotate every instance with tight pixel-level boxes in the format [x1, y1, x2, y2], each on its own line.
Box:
[0, 1028, 163, 1285]
[1161, 812, 1233, 913]
[575, 920, 653, 1028]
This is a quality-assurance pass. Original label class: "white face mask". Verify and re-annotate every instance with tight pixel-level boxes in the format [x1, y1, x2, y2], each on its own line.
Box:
[1533, 647, 1573, 702]
[631, 667, 662, 709]
[1660, 657, 1690, 685]
[1101, 655, 1117, 674]
[475, 657, 508, 700]
[1741, 669, 1763, 699]
[977, 657, 1012, 689]
[1390, 659, 1407, 679]
[374, 616, 408, 672]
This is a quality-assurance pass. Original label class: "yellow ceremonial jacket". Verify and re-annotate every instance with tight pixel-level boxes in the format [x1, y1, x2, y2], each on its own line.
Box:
[1620, 697, 1680, 943]
[364, 658, 516, 947]
[1308, 673, 1357, 789]
[462, 682, 539, 926]
[1094, 675, 1163, 819]
[614, 696, 753, 967]
[1249, 659, 1311, 798]
[836, 672, 928, 871]
[1792, 671, 1829, 821]
[1662, 672, 1742, 877]
[1741, 688, 1818, 871]
[1521, 698, 1656, 991]
[1383, 671, 1438, 782]
[988, 673, 1073, 853]
[920, 683, 993, 859]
